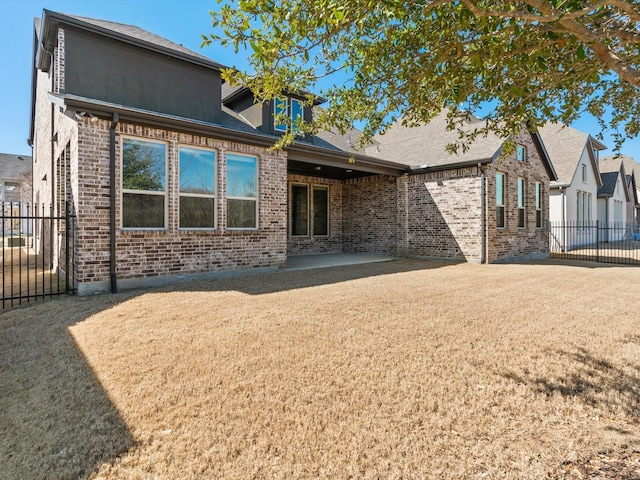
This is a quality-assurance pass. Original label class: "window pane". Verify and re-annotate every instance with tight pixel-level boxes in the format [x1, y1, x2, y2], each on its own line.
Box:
[518, 208, 525, 228]
[517, 178, 525, 207]
[496, 173, 504, 205]
[517, 145, 525, 161]
[227, 199, 256, 228]
[180, 147, 215, 194]
[180, 196, 215, 228]
[535, 182, 541, 209]
[291, 184, 308, 236]
[291, 99, 303, 133]
[313, 186, 329, 236]
[123, 193, 164, 228]
[536, 210, 542, 228]
[274, 98, 287, 132]
[227, 154, 257, 198]
[496, 206, 505, 228]
[122, 139, 165, 191]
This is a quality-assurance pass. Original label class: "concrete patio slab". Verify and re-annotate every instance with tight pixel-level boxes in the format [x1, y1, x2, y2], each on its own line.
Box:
[286, 253, 396, 270]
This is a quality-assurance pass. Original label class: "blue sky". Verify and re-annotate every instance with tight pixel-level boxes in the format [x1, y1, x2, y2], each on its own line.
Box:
[2, 0, 639, 160]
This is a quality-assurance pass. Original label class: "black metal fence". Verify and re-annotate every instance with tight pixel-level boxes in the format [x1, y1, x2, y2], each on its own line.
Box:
[549, 220, 640, 265]
[1, 202, 77, 309]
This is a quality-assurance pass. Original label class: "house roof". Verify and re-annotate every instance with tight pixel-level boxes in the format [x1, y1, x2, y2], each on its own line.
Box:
[599, 172, 618, 197]
[599, 154, 640, 178]
[36, 10, 225, 72]
[598, 163, 630, 201]
[221, 84, 326, 105]
[365, 110, 506, 168]
[0, 153, 31, 181]
[49, 92, 405, 179]
[536, 122, 605, 187]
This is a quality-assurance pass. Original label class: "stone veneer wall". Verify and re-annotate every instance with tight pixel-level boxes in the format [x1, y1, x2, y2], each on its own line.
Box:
[73, 120, 287, 293]
[342, 175, 398, 255]
[287, 174, 343, 255]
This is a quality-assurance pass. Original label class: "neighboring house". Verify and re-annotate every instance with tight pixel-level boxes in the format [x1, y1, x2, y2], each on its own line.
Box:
[364, 110, 557, 263]
[0, 153, 31, 204]
[537, 123, 605, 250]
[600, 154, 640, 228]
[0, 153, 32, 234]
[597, 162, 630, 241]
[30, 10, 556, 294]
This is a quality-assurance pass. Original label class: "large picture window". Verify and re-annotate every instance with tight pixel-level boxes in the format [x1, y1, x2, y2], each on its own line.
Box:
[122, 138, 166, 229]
[517, 177, 526, 228]
[496, 172, 505, 229]
[227, 153, 258, 229]
[179, 146, 216, 229]
[291, 184, 309, 236]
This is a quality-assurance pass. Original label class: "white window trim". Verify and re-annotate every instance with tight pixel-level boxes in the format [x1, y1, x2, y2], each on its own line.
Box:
[226, 152, 259, 230]
[121, 136, 168, 231]
[291, 182, 310, 237]
[178, 145, 217, 230]
[581, 164, 587, 183]
[312, 184, 330, 237]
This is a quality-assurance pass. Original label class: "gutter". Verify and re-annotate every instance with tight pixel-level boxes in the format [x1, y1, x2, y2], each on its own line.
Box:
[50, 92, 408, 177]
[109, 113, 119, 293]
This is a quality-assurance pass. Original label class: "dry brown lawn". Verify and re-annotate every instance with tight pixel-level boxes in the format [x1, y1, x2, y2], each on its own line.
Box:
[1, 246, 64, 306]
[1, 258, 640, 479]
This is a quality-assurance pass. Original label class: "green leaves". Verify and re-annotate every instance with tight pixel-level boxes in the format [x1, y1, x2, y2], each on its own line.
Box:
[204, 0, 640, 150]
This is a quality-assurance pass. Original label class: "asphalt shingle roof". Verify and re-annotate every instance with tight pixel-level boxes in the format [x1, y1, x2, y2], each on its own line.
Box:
[598, 171, 619, 197]
[536, 123, 600, 186]
[600, 154, 640, 178]
[0, 154, 31, 181]
[364, 110, 504, 168]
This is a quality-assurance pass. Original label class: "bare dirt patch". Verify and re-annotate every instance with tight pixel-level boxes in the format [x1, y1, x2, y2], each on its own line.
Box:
[1, 258, 639, 479]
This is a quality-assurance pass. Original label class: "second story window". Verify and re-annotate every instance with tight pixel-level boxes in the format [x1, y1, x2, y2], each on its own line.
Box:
[274, 98, 304, 133]
[516, 145, 526, 162]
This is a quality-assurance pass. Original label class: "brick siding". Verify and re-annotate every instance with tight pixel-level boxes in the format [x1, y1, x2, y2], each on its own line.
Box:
[70, 120, 287, 292]
[342, 175, 398, 255]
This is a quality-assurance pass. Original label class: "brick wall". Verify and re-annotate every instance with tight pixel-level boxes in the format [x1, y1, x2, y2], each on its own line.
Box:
[484, 132, 550, 262]
[287, 174, 342, 255]
[72, 121, 287, 293]
[404, 167, 484, 261]
[342, 175, 398, 255]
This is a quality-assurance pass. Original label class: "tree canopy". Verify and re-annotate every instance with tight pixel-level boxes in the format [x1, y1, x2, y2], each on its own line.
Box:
[203, 1, 640, 150]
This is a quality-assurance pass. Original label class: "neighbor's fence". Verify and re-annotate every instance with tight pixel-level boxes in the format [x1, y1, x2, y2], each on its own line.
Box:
[2, 202, 77, 309]
[548, 220, 640, 265]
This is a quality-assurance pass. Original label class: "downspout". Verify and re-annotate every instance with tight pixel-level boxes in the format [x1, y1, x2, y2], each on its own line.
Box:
[109, 113, 119, 293]
[479, 163, 486, 264]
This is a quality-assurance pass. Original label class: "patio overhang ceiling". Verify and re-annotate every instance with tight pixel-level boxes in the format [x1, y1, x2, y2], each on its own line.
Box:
[286, 148, 407, 180]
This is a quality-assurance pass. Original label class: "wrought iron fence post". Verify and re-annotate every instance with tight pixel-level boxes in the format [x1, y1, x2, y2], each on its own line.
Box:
[65, 201, 70, 293]
[596, 220, 600, 263]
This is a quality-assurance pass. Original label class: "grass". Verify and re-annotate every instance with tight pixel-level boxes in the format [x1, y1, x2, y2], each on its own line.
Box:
[1, 258, 639, 479]
[1, 246, 66, 308]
